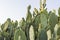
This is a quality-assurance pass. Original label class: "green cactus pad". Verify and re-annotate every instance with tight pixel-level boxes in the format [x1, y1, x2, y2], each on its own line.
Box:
[14, 29, 26, 40]
[49, 13, 58, 33]
[40, 13, 48, 29]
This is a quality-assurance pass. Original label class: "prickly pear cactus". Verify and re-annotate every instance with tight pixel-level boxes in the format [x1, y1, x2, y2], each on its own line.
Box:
[39, 29, 47, 40]
[14, 28, 26, 40]
[58, 7, 60, 16]
[19, 18, 26, 31]
[49, 12, 58, 33]
[0, 32, 4, 40]
[54, 23, 60, 40]
[33, 14, 40, 30]
[57, 27, 60, 40]
[29, 25, 35, 40]
[32, 14, 41, 40]
[3, 21, 9, 31]
[26, 5, 32, 24]
[40, 13, 48, 29]
[0, 1, 60, 40]
[38, 24, 42, 33]
[34, 8, 39, 15]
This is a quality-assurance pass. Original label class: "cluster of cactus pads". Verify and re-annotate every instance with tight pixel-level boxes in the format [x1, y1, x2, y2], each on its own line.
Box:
[0, 4, 60, 40]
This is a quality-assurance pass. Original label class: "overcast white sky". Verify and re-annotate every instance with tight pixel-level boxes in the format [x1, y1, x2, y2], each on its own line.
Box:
[0, 0, 60, 24]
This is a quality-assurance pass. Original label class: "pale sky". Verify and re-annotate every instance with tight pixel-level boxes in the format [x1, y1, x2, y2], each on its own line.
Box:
[0, 0, 60, 24]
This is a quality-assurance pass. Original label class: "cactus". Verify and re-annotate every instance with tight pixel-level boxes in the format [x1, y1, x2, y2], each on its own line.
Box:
[34, 8, 39, 15]
[1, 18, 11, 31]
[29, 25, 35, 40]
[32, 14, 41, 40]
[26, 5, 32, 24]
[25, 24, 30, 40]
[2, 21, 9, 31]
[58, 7, 60, 16]
[0, 1, 60, 40]
[13, 20, 18, 28]
[57, 27, 60, 40]
[33, 14, 40, 29]
[38, 12, 48, 40]
[40, 13, 48, 29]
[49, 12, 58, 34]
[39, 29, 48, 40]
[14, 28, 26, 40]
[19, 18, 26, 31]
[40, 0, 46, 12]
[54, 22, 60, 40]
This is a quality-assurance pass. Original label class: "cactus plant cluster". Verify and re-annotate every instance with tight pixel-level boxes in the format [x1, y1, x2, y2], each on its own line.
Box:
[0, 0, 60, 40]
